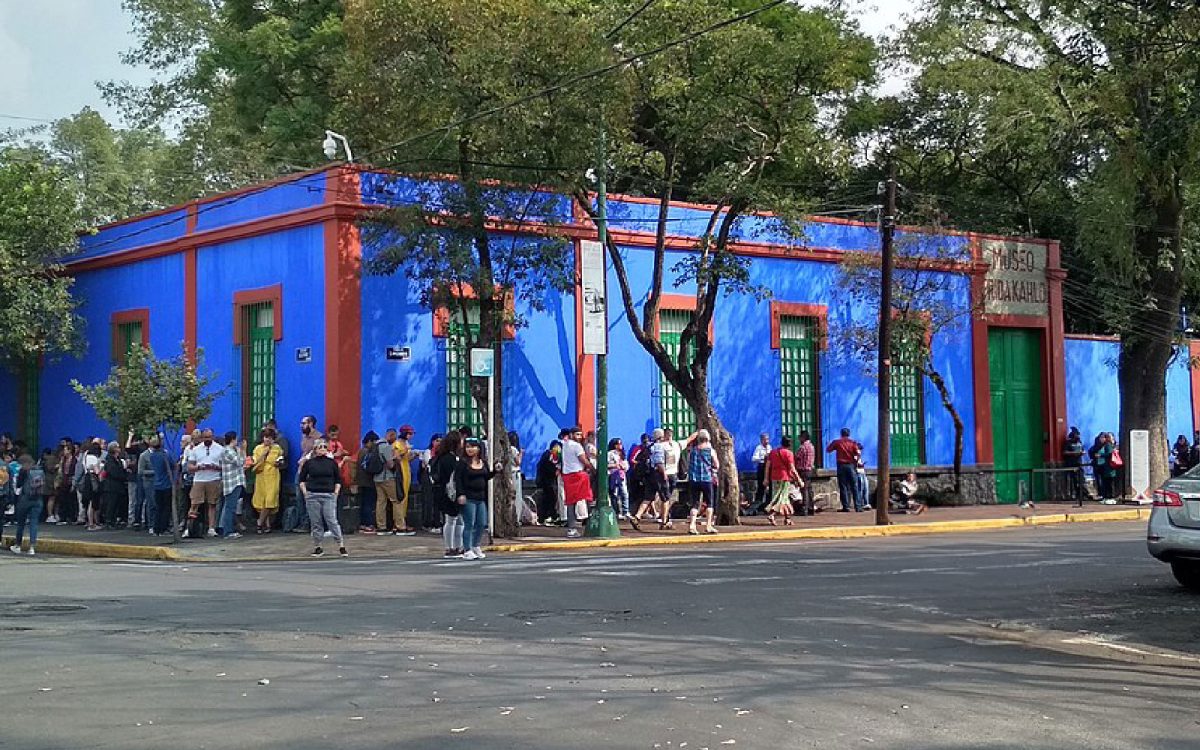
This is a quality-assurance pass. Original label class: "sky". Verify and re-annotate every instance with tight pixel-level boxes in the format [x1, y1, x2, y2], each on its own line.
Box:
[0, 0, 913, 132]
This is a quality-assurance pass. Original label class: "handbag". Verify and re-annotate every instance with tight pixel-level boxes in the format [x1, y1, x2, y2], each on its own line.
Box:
[1109, 449, 1124, 469]
[574, 499, 589, 520]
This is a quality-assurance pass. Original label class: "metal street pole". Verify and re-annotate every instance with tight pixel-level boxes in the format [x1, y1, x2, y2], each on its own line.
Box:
[875, 162, 897, 526]
[586, 130, 620, 538]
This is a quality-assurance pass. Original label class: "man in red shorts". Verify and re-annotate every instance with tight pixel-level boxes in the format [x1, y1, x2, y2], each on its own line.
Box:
[561, 426, 595, 538]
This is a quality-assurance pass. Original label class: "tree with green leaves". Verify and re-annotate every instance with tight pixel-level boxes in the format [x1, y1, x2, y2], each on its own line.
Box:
[106, 0, 345, 188]
[72, 343, 227, 540]
[903, 0, 1200, 490]
[0, 153, 83, 365]
[341, 0, 618, 536]
[572, 0, 876, 523]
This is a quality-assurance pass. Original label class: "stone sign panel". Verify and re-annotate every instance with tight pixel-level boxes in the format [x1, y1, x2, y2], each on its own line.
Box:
[982, 239, 1049, 317]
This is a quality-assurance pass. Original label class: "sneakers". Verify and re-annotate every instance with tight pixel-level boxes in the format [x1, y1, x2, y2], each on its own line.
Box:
[339, 547, 349, 557]
[394, 529, 416, 536]
[462, 549, 479, 560]
[181, 528, 191, 539]
[147, 530, 158, 536]
[46, 515, 58, 524]
[9, 545, 21, 555]
[566, 529, 582, 538]
[472, 547, 486, 559]
[323, 530, 334, 538]
[206, 528, 218, 538]
[311, 547, 325, 557]
[224, 532, 243, 540]
[27, 548, 34, 556]
[443, 549, 463, 558]
[360, 526, 376, 535]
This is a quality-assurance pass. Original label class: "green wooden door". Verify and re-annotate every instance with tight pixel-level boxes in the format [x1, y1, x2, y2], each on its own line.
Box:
[658, 310, 696, 436]
[890, 362, 924, 467]
[243, 303, 276, 435]
[779, 316, 819, 455]
[988, 328, 1044, 504]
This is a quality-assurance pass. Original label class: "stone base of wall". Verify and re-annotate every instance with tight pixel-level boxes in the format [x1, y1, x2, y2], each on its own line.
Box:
[738, 464, 997, 509]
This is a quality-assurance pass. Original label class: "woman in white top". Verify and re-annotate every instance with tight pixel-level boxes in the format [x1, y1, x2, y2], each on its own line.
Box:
[81, 443, 104, 531]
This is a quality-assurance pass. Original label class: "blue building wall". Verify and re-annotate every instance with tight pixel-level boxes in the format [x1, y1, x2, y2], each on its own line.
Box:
[195, 174, 326, 233]
[195, 225, 327, 467]
[602, 244, 976, 471]
[74, 209, 189, 262]
[0, 368, 17, 440]
[359, 234, 577, 476]
[38, 254, 187, 446]
[1065, 338, 1194, 447]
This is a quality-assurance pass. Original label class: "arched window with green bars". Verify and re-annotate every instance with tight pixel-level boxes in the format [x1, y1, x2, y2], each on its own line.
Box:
[657, 309, 696, 436]
[779, 315, 821, 462]
[890, 331, 926, 467]
[240, 302, 276, 436]
[445, 305, 484, 435]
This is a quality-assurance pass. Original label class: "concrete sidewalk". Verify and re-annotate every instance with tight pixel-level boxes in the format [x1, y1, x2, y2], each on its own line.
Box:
[1, 501, 1148, 561]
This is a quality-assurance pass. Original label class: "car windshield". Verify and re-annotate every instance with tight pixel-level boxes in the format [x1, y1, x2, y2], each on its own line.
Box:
[1180, 464, 1200, 480]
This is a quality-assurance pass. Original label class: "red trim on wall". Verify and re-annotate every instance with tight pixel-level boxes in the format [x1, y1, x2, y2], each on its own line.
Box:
[185, 203, 198, 234]
[574, 240, 596, 433]
[183, 248, 197, 364]
[323, 167, 364, 442]
[1190, 341, 1200, 436]
[651, 294, 715, 341]
[429, 283, 517, 340]
[769, 301, 828, 350]
[110, 308, 151, 363]
[1045, 240, 1068, 462]
[969, 237, 994, 464]
[232, 285, 284, 345]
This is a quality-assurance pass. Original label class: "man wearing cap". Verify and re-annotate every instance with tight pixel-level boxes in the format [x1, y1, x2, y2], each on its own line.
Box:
[560, 426, 595, 538]
[375, 428, 401, 535]
[392, 425, 417, 536]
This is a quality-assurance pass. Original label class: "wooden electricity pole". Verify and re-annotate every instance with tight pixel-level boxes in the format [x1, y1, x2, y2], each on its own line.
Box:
[875, 163, 897, 526]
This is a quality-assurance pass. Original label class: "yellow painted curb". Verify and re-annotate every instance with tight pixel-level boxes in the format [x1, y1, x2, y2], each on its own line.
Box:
[1, 535, 186, 562]
[486, 508, 1149, 553]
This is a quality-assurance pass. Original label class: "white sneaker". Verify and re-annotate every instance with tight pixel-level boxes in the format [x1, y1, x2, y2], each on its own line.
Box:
[472, 547, 486, 559]
[27, 548, 34, 556]
[206, 528, 218, 538]
[462, 549, 479, 560]
[323, 530, 333, 538]
[46, 515, 58, 524]
[225, 532, 242, 540]
[566, 529, 582, 538]
[9, 545, 21, 555]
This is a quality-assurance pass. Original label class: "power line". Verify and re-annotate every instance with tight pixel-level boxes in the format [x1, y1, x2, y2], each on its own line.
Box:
[607, 0, 657, 38]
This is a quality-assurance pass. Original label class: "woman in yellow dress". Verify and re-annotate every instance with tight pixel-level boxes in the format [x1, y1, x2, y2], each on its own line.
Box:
[394, 425, 417, 535]
[251, 428, 284, 533]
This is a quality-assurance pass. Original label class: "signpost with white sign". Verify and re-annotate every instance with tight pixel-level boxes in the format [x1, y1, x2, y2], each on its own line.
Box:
[580, 239, 608, 356]
[1128, 429, 1151, 504]
[470, 347, 497, 535]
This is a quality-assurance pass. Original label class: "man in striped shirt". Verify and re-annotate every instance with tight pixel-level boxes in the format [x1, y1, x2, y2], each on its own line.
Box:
[794, 431, 816, 516]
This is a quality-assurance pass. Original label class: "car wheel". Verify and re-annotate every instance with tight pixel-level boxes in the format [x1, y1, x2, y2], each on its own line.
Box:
[1170, 561, 1200, 592]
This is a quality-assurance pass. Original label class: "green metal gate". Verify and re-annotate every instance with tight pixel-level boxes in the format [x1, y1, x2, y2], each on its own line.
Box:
[658, 309, 695, 436]
[779, 315, 819, 454]
[446, 319, 484, 435]
[242, 303, 276, 436]
[989, 328, 1044, 504]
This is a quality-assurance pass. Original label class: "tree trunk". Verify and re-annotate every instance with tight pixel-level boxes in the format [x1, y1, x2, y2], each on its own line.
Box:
[925, 367, 964, 497]
[1118, 184, 1183, 495]
[684, 388, 741, 525]
[469, 361, 519, 539]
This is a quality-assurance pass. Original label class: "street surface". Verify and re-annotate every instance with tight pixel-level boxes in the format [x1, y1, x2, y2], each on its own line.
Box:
[1, 522, 1197, 749]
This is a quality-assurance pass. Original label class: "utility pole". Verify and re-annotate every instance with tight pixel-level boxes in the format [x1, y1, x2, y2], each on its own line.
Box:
[586, 130, 620, 538]
[875, 162, 897, 526]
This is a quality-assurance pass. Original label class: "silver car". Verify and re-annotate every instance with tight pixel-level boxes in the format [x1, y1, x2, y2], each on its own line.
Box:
[1147, 475, 1200, 591]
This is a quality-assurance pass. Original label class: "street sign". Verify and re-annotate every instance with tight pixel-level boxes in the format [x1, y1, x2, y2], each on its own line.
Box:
[385, 346, 411, 362]
[295, 347, 312, 363]
[580, 239, 607, 355]
[1129, 429, 1151, 503]
[470, 347, 494, 378]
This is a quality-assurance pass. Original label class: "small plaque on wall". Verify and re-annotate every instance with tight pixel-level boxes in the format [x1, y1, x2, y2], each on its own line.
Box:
[295, 347, 313, 363]
[386, 346, 412, 362]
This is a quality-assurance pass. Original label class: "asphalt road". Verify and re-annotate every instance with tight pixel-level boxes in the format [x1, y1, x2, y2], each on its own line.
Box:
[1, 522, 1197, 750]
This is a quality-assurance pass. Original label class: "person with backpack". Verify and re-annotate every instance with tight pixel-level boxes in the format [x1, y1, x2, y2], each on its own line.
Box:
[10, 453, 43, 555]
[101, 442, 129, 529]
[373, 428, 401, 535]
[432, 431, 463, 557]
[685, 430, 719, 535]
[534, 440, 561, 525]
[356, 432, 382, 534]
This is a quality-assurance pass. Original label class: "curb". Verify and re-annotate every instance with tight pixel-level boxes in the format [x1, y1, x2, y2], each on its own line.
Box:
[0, 535, 186, 562]
[486, 508, 1149, 553]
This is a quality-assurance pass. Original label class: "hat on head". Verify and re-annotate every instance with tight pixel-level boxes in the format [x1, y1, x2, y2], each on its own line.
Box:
[399, 424, 415, 436]
[362, 431, 380, 444]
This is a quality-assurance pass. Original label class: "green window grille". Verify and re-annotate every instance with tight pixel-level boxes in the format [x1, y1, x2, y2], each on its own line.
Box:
[446, 309, 484, 435]
[779, 315, 820, 463]
[889, 336, 925, 467]
[242, 303, 276, 436]
[115, 320, 143, 363]
[658, 309, 696, 436]
[21, 359, 39, 451]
